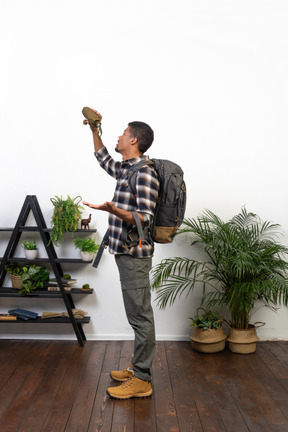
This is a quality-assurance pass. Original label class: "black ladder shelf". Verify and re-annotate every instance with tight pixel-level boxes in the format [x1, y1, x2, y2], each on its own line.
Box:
[0, 195, 96, 346]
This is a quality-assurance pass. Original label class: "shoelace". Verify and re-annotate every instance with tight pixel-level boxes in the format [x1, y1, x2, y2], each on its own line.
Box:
[121, 377, 136, 389]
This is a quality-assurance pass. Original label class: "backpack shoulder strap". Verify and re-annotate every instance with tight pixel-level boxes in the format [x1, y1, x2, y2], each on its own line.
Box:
[121, 212, 146, 249]
[127, 160, 155, 195]
[92, 229, 109, 268]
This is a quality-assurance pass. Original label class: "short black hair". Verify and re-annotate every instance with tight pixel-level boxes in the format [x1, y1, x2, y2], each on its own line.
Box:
[128, 121, 154, 154]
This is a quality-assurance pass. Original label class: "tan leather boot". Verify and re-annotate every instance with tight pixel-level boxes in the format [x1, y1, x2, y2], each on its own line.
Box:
[110, 364, 134, 382]
[107, 377, 152, 399]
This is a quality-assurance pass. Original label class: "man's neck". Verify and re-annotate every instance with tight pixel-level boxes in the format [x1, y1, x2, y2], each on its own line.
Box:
[121, 150, 142, 161]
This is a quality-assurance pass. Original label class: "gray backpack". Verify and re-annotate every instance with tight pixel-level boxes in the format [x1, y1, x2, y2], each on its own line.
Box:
[125, 159, 187, 245]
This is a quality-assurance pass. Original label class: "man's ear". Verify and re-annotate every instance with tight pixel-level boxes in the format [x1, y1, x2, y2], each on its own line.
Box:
[130, 136, 138, 146]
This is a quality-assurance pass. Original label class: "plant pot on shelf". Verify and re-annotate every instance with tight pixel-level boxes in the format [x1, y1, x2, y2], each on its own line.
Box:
[80, 251, 94, 262]
[10, 274, 22, 289]
[24, 249, 38, 260]
[190, 326, 227, 353]
[227, 324, 264, 354]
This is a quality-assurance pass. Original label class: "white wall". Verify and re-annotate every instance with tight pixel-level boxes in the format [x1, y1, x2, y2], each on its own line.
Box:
[0, 0, 288, 341]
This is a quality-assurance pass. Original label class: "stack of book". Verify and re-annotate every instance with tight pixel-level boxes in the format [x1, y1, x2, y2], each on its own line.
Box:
[8, 308, 38, 320]
[47, 278, 77, 292]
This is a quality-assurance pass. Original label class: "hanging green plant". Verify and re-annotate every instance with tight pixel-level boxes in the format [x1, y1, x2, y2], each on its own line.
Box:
[49, 195, 84, 246]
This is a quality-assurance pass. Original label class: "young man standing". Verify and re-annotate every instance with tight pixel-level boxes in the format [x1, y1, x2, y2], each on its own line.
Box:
[83, 110, 159, 399]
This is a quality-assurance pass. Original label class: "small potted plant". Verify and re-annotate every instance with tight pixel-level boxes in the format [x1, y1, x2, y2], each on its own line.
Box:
[189, 309, 227, 353]
[22, 239, 38, 260]
[49, 195, 84, 246]
[5, 263, 24, 289]
[5, 263, 50, 294]
[73, 237, 100, 261]
[81, 283, 91, 292]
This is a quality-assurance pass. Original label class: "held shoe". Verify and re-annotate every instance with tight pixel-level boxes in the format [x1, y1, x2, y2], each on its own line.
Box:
[110, 364, 134, 382]
[107, 377, 152, 400]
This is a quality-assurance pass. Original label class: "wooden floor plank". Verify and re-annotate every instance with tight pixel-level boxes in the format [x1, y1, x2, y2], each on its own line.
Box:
[119, 339, 134, 360]
[41, 342, 94, 432]
[165, 341, 203, 432]
[17, 341, 78, 432]
[0, 340, 50, 422]
[0, 340, 63, 432]
[262, 342, 288, 377]
[277, 341, 288, 355]
[219, 350, 276, 431]
[179, 342, 227, 432]
[0, 340, 35, 391]
[257, 342, 288, 381]
[198, 350, 249, 432]
[247, 349, 288, 407]
[64, 341, 107, 432]
[110, 346, 135, 432]
[153, 341, 180, 432]
[134, 396, 157, 432]
[87, 341, 122, 432]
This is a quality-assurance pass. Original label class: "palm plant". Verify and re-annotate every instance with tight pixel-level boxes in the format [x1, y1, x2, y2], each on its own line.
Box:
[151, 207, 288, 329]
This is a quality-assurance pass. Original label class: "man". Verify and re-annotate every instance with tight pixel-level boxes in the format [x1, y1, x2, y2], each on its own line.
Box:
[83, 110, 159, 399]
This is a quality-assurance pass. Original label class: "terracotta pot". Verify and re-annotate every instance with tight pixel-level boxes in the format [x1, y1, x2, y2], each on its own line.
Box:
[190, 326, 227, 353]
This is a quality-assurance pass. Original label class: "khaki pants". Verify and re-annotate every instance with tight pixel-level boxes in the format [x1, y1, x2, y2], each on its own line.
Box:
[115, 254, 155, 381]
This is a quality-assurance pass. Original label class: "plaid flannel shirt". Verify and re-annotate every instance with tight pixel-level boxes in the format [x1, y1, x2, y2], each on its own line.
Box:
[95, 146, 159, 257]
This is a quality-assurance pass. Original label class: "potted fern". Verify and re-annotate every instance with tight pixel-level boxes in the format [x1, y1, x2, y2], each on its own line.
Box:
[73, 237, 100, 261]
[49, 195, 84, 246]
[151, 208, 288, 354]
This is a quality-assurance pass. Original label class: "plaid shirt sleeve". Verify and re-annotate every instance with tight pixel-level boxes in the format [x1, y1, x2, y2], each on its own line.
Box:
[94, 146, 121, 179]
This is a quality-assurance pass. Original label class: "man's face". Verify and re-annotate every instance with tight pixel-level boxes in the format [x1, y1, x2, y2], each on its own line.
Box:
[115, 126, 133, 154]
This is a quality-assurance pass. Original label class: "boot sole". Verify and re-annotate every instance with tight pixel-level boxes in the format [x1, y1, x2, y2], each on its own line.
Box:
[106, 389, 153, 400]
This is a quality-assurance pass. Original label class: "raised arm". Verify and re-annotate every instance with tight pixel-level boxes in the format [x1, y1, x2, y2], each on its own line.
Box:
[89, 109, 104, 153]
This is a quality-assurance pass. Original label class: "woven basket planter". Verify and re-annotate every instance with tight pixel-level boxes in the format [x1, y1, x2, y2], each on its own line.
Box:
[227, 326, 260, 354]
[10, 274, 22, 289]
[190, 326, 227, 353]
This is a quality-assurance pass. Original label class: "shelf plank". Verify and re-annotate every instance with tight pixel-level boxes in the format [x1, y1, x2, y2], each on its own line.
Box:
[3, 258, 93, 264]
[0, 316, 90, 324]
[0, 227, 97, 232]
[0, 288, 94, 298]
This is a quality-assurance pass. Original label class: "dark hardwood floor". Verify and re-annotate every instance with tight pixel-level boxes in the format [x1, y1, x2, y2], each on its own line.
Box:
[0, 339, 288, 431]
